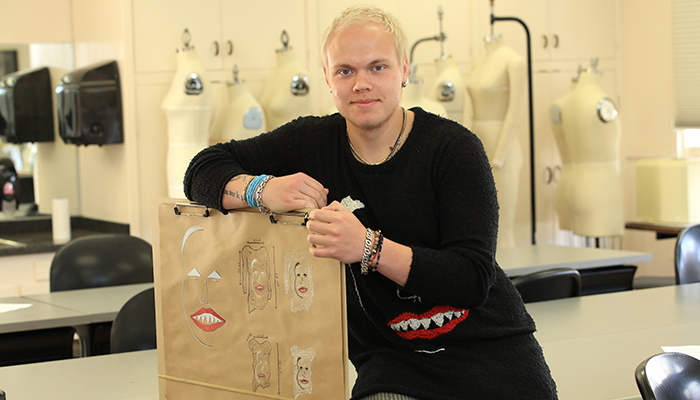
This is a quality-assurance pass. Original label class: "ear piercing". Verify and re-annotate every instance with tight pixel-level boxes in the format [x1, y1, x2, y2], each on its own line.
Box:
[401, 80, 408, 88]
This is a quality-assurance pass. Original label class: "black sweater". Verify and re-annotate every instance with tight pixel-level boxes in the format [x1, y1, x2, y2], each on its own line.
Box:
[184, 108, 557, 399]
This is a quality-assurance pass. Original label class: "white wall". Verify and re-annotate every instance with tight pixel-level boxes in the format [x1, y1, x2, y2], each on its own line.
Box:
[618, 0, 678, 277]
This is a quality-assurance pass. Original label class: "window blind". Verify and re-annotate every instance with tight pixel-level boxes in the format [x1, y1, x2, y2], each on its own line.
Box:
[674, 0, 700, 127]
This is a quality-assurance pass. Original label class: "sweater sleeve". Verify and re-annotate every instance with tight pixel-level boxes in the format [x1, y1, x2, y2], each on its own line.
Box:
[402, 126, 500, 309]
[183, 116, 333, 212]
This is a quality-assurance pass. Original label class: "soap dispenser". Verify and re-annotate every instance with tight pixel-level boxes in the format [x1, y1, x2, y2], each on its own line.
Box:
[55, 60, 123, 146]
[0, 67, 55, 143]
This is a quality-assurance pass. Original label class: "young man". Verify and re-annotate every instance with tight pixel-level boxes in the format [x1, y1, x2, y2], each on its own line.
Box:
[184, 5, 558, 399]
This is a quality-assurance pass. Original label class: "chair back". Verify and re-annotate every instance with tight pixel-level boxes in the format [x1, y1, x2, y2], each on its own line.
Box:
[50, 234, 154, 292]
[635, 352, 700, 400]
[675, 224, 700, 284]
[511, 267, 581, 303]
[110, 287, 156, 353]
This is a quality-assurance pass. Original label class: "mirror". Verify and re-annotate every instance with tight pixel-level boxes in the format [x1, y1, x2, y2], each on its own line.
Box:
[0, 42, 77, 219]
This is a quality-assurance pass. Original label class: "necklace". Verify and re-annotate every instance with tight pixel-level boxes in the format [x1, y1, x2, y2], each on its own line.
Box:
[348, 108, 407, 165]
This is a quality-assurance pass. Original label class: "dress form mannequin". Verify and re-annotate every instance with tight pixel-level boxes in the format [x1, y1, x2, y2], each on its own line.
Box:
[401, 65, 447, 117]
[259, 38, 311, 130]
[550, 64, 623, 237]
[161, 47, 212, 199]
[466, 36, 526, 249]
[209, 66, 266, 144]
[428, 55, 465, 123]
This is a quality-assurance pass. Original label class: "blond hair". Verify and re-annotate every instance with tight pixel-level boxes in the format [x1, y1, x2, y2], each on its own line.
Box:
[320, 5, 408, 69]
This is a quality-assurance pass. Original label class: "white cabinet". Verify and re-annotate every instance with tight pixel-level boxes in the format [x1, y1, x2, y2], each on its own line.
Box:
[220, 0, 307, 72]
[546, 0, 617, 61]
[132, 0, 223, 72]
[472, 0, 617, 63]
[132, 0, 308, 74]
[0, 253, 55, 297]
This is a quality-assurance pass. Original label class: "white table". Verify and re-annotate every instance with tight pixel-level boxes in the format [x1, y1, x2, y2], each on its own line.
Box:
[0, 349, 158, 400]
[497, 244, 652, 277]
[23, 283, 154, 323]
[527, 283, 700, 400]
[1, 283, 154, 357]
[0, 297, 89, 334]
[4, 284, 696, 400]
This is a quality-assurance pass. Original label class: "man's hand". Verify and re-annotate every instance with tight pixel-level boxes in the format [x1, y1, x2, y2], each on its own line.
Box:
[262, 173, 328, 213]
[306, 201, 366, 264]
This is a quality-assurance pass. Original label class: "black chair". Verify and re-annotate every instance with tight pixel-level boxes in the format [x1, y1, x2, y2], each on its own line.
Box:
[635, 352, 700, 400]
[50, 234, 154, 356]
[511, 267, 581, 303]
[110, 287, 156, 354]
[50, 234, 154, 292]
[675, 224, 700, 285]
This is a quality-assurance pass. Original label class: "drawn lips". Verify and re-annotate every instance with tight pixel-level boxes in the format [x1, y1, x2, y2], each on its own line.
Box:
[387, 305, 469, 340]
[257, 373, 267, 380]
[298, 287, 308, 293]
[255, 285, 265, 292]
[300, 379, 309, 385]
[190, 307, 226, 332]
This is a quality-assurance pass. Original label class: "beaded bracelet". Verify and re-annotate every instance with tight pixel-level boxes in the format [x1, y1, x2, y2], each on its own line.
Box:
[369, 230, 383, 272]
[255, 175, 274, 214]
[243, 176, 255, 204]
[360, 228, 374, 275]
[245, 174, 267, 208]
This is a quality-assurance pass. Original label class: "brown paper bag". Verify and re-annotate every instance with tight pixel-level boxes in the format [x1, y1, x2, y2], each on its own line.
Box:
[151, 198, 349, 400]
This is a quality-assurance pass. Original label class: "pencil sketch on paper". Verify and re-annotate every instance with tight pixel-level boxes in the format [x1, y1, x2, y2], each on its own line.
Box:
[290, 345, 316, 399]
[181, 225, 226, 348]
[248, 336, 273, 392]
[284, 249, 314, 312]
[240, 244, 273, 313]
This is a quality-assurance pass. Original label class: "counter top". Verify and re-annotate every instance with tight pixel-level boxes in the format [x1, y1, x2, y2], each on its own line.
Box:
[0, 215, 129, 256]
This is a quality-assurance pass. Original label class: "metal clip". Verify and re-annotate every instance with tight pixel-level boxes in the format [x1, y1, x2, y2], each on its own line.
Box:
[174, 203, 210, 217]
[269, 211, 309, 226]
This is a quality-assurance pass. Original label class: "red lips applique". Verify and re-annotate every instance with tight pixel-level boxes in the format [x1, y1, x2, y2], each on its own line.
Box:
[190, 307, 226, 332]
[387, 305, 469, 340]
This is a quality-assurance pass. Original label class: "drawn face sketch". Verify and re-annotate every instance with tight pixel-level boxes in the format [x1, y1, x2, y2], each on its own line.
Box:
[241, 245, 271, 313]
[290, 345, 315, 399]
[248, 337, 272, 392]
[284, 249, 314, 312]
[181, 225, 226, 347]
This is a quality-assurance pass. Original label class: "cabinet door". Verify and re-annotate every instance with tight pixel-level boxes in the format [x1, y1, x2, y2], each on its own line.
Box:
[548, 0, 618, 61]
[470, 0, 550, 62]
[132, 0, 222, 73]
[471, 0, 617, 63]
[221, 0, 308, 72]
[533, 70, 565, 245]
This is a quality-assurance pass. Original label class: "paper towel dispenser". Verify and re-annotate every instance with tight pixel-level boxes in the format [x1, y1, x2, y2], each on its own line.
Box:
[0, 67, 55, 143]
[56, 60, 123, 146]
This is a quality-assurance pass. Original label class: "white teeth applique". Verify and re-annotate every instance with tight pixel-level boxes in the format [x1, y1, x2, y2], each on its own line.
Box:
[387, 305, 469, 340]
[194, 313, 223, 324]
[341, 196, 365, 213]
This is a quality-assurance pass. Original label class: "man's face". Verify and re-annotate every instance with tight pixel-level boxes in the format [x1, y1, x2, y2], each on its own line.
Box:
[324, 23, 408, 133]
